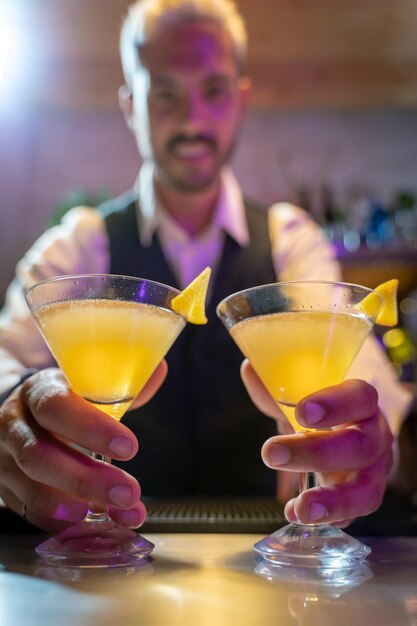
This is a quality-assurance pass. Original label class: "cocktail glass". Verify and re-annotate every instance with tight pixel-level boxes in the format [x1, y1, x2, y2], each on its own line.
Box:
[25, 273, 187, 567]
[216, 280, 383, 568]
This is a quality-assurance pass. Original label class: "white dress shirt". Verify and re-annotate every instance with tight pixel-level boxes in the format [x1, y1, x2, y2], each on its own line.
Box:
[0, 165, 412, 436]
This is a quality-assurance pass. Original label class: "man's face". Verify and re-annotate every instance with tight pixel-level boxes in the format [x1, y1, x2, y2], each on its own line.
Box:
[129, 20, 250, 193]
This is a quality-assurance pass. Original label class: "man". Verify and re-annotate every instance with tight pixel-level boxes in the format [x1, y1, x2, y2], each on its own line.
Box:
[0, 0, 412, 532]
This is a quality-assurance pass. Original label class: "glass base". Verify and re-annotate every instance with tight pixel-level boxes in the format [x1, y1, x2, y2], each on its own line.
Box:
[34, 560, 154, 583]
[254, 521, 371, 568]
[36, 518, 155, 568]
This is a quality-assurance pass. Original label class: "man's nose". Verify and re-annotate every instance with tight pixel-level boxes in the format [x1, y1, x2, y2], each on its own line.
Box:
[179, 92, 206, 125]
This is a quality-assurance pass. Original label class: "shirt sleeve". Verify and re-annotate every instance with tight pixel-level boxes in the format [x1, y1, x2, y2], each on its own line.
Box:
[268, 202, 341, 283]
[0, 207, 110, 380]
[347, 335, 413, 436]
[268, 202, 413, 436]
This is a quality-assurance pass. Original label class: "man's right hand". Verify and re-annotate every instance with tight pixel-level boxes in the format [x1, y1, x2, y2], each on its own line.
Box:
[0, 363, 167, 531]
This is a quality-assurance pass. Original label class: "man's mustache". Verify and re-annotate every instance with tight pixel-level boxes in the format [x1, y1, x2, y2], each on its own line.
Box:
[167, 134, 217, 151]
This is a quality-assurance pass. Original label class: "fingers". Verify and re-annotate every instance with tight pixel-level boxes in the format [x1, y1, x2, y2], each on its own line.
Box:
[109, 501, 147, 528]
[0, 365, 162, 533]
[262, 379, 393, 474]
[1, 481, 147, 532]
[262, 412, 392, 474]
[2, 426, 141, 504]
[129, 360, 168, 409]
[0, 455, 147, 532]
[295, 379, 379, 429]
[0, 368, 147, 530]
[284, 454, 392, 525]
[19, 369, 139, 460]
[240, 360, 283, 420]
[0, 474, 87, 532]
[259, 379, 394, 525]
[12, 435, 141, 508]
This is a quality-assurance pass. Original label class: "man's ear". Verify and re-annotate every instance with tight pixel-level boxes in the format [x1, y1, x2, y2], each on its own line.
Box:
[236, 75, 252, 125]
[238, 75, 252, 108]
[118, 84, 135, 130]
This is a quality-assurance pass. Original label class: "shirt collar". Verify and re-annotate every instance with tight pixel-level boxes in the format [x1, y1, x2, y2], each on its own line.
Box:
[134, 162, 249, 247]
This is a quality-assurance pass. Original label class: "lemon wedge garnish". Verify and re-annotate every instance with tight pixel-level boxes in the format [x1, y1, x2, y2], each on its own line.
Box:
[171, 267, 211, 324]
[359, 279, 399, 326]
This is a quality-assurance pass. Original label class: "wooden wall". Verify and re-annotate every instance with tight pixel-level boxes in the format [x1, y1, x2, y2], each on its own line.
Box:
[1, 0, 417, 302]
[9, 0, 417, 111]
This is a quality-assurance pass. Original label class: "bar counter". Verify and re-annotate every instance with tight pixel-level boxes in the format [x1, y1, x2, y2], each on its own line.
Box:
[1, 530, 417, 625]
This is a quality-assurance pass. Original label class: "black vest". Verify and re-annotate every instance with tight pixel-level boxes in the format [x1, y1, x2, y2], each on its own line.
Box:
[100, 191, 277, 496]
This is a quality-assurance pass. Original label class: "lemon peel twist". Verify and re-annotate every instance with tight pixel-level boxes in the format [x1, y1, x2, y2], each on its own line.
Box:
[358, 279, 399, 326]
[171, 267, 212, 324]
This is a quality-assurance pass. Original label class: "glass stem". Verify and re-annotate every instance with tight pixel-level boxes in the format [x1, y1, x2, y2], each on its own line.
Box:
[299, 471, 317, 494]
[85, 453, 112, 523]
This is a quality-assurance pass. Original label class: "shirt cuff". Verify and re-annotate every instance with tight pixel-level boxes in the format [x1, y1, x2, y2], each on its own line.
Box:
[0, 369, 39, 407]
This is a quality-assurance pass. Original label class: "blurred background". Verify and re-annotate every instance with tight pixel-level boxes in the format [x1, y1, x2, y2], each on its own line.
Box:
[1, 0, 417, 380]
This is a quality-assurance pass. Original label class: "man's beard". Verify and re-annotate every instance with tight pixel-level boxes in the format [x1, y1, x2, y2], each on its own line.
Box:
[159, 169, 219, 193]
[155, 133, 237, 193]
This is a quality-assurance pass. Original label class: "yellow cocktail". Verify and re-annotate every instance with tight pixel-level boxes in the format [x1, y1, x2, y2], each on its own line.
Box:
[25, 273, 189, 567]
[34, 299, 185, 420]
[217, 280, 385, 568]
[230, 310, 372, 431]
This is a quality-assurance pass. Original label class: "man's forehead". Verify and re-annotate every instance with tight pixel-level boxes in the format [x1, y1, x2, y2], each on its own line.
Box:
[137, 20, 237, 75]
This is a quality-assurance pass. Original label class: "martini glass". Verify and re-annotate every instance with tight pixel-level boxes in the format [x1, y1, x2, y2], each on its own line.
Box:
[25, 274, 187, 567]
[217, 280, 383, 568]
